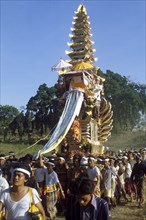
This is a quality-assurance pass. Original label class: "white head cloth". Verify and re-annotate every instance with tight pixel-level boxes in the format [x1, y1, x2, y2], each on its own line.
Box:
[13, 168, 31, 177]
[89, 157, 96, 161]
[59, 157, 65, 161]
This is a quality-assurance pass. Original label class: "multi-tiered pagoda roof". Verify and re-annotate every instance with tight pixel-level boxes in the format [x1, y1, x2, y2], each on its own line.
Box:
[66, 4, 97, 66]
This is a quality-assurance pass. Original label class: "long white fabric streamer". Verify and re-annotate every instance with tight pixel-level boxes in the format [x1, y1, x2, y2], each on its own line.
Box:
[39, 90, 84, 155]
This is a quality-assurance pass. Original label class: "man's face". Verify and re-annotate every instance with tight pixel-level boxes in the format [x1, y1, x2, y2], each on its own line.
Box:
[128, 153, 133, 160]
[73, 159, 80, 166]
[104, 161, 109, 168]
[110, 160, 114, 166]
[13, 172, 27, 186]
[59, 159, 64, 165]
[122, 158, 127, 165]
[0, 158, 5, 165]
[47, 164, 53, 173]
[136, 158, 141, 163]
[78, 194, 92, 207]
[88, 159, 94, 168]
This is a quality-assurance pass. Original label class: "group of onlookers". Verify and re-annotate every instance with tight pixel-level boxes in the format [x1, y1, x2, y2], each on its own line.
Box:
[0, 147, 146, 220]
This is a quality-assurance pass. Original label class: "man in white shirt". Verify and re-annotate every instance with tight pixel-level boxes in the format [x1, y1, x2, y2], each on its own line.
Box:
[0, 169, 9, 196]
[122, 156, 132, 201]
[87, 156, 101, 197]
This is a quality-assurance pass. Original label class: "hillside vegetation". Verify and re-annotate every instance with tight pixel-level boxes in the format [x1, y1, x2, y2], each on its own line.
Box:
[106, 130, 146, 151]
[0, 131, 145, 158]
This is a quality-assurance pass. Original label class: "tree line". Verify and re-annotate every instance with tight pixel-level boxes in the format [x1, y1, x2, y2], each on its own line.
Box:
[0, 70, 146, 143]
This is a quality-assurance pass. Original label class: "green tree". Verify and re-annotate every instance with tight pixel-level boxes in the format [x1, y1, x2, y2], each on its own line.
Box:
[0, 105, 19, 140]
[103, 70, 145, 133]
[23, 111, 34, 143]
[9, 111, 25, 141]
[26, 84, 59, 135]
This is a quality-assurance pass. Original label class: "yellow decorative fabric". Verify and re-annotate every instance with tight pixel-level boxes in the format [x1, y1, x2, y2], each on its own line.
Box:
[70, 80, 86, 90]
[44, 185, 57, 195]
[28, 187, 43, 220]
[0, 211, 5, 220]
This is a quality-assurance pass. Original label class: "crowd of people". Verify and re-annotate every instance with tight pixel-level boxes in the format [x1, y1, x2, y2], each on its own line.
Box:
[0, 147, 146, 220]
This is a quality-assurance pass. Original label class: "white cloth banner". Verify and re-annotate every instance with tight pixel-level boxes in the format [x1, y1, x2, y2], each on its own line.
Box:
[39, 90, 84, 155]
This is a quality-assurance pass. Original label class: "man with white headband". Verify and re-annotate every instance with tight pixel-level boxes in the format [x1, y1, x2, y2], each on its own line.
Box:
[100, 158, 112, 214]
[55, 156, 69, 216]
[87, 156, 101, 197]
[44, 161, 65, 220]
[122, 155, 132, 202]
[0, 163, 46, 220]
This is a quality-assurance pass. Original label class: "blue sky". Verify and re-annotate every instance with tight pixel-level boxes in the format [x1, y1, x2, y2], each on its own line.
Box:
[1, 0, 145, 110]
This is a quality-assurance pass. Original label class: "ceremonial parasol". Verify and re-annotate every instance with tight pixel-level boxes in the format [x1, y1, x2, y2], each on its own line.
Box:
[51, 59, 72, 71]
[72, 61, 94, 71]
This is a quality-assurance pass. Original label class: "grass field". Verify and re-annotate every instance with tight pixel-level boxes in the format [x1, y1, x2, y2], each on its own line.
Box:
[0, 130, 145, 157]
[106, 130, 146, 151]
[0, 143, 43, 157]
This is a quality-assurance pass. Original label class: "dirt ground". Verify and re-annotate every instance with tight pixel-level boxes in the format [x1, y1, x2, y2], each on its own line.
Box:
[110, 198, 146, 220]
[110, 180, 146, 220]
